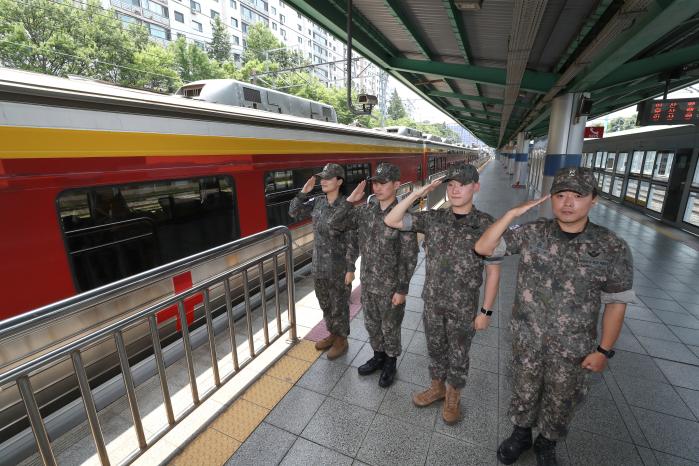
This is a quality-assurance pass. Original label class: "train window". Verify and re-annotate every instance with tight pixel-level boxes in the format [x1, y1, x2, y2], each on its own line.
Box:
[616, 153, 628, 174]
[630, 151, 644, 174]
[642, 151, 656, 176]
[58, 176, 240, 292]
[417, 161, 423, 181]
[637, 181, 650, 205]
[647, 184, 667, 212]
[428, 157, 436, 175]
[653, 152, 674, 182]
[605, 153, 616, 172]
[594, 152, 604, 168]
[344, 163, 371, 195]
[683, 192, 699, 226]
[612, 178, 623, 198]
[625, 179, 639, 203]
[602, 175, 612, 193]
[692, 162, 699, 189]
[264, 167, 323, 227]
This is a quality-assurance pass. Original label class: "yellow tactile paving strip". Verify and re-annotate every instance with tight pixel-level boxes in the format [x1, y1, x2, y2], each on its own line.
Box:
[169, 339, 321, 466]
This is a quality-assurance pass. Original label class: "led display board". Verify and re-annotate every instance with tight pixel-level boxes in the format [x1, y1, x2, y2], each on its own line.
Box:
[637, 98, 699, 126]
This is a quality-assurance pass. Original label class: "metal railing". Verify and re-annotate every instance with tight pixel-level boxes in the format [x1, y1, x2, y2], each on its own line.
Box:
[0, 226, 296, 466]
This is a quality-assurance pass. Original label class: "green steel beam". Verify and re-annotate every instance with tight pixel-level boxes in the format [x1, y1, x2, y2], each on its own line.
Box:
[446, 106, 502, 117]
[386, 58, 558, 93]
[428, 91, 530, 108]
[570, 0, 699, 92]
[590, 43, 699, 90]
[383, 0, 431, 57]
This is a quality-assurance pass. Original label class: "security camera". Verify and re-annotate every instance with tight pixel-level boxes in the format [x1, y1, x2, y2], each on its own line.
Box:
[358, 94, 378, 113]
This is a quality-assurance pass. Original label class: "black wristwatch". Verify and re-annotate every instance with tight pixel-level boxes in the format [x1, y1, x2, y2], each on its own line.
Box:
[596, 345, 615, 359]
[480, 307, 493, 316]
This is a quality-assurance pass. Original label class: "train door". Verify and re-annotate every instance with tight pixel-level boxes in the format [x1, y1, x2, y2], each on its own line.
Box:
[662, 148, 692, 222]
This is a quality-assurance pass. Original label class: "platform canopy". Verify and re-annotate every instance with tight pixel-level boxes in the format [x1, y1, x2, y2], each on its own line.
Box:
[285, 0, 699, 147]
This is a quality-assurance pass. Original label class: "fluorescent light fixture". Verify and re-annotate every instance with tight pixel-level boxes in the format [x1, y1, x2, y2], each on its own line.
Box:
[454, 0, 483, 10]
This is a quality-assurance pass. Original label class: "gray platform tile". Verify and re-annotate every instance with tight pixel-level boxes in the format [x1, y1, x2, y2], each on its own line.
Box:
[350, 341, 375, 368]
[349, 318, 370, 342]
[632, 407, 699, 462]
[405, 296, 424, 313]
[356, 414, 431, 466]
[676, 387, 699, 421]
[321, 337, 363, 364]
[406, 329, 428, 356]
[397, 351, 432, 388]
[377, 379, 440, 429]
[586, 373, 614, 401]
[426, 433, 495, 466]
[401, 310, 423, 331]
[329, 367, 388, 411]
[566, 430, 642, 466]
[653, 451, 699, 466]
[638, 446, 660, 466]
[669, 326, 699, 346]
[658, 360, 699, 390]
[469, 342, 499, 374]
[638, 337, 699, 365]
[408, 283, 423, 298]
[608, 350, 668, 383]
[669, 291, 699, 305]
[639, 297, 688, 314]
[614, 374, 696, 420]
[463, 368, 499, 406]
[301, 397, 375, 457]
[265, 386, 327, 435]
[297, 357, 348, 395]
[410, 274, 426, 286]
[569, 395, 631, 443]
[654, 311, 699, 330]
[499, 349, 513, 376]
[435, 392, 499, 450]
[225, 422, 296, 466]
[625, 305, 662, 323]
[472, 325, 499, 348]
[280, 437, 353, 466]
[625, 319, 681, 342]
[634, 287, 673, 300]
[690, 345, 699, 358]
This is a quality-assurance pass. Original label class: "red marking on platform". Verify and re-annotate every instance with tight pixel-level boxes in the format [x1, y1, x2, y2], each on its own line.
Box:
[157, 272, 203, 331]
[304, 284, 363, 342]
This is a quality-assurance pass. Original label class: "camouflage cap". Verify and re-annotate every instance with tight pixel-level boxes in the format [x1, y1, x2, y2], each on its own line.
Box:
[550, 166, 597, 196]
[443, 162, 479, 185]
[368, 163, 400, 182]
[315, 163, 345, 180]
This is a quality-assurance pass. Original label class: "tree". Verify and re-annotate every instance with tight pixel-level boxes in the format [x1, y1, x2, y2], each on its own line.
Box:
[243, 22, 305, 69]
[386, 89, 406, 120]
[607, 115, 637, 133]
[125, 43, 182, 92]
[170, 37, 226, 83]
[208, 16, 231, 63]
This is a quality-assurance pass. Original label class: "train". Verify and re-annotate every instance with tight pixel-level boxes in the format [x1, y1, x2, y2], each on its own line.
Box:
[0, 67, 485, 445]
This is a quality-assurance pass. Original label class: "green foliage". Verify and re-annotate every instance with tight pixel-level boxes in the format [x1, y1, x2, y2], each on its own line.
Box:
[386, 89, 406, 120]
[606, 115, 637, 133]
[243, 22, 304, 69]
[208, 16, 231, 63]
[170, 37, 227, 83]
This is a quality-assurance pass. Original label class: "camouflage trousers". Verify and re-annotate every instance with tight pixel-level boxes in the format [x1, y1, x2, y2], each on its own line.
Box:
[362, 290, 405, 357]
[423, 303, 477, 389]
[314, 277, 351, 337]
[508, 340, 589, 440]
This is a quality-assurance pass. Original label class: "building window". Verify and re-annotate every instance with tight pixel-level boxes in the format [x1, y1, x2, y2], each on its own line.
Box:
[190, 0, 201, 12]
[177, 32, 185, 39]
[149, 23, 169, 40]
[297, 24, 301, 32]
[271, 6, 276, 15]
[242, 22, 248, 33]
[280, 28, 286, 39]
[230, 0, 237, 8]
[174, 10, 184, 22]
[232, 34, 239, 45]
[211, 10, 219, 19]
[145, 0, 168, 17]
[271, 22, 276, 30]
[192, 20, 203, 32]
[231, 17, 238, 27]
[297, 36, 302, 44]
[279, 14, 285, 24]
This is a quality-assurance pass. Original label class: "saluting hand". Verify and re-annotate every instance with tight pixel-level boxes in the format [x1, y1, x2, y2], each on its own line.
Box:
[301, 176, 316, 194]
[508, 195, 550, 217]
[581, 352, 607, 372]
[473, 313, 490, 330]
[415, 176, 445, 198]
[347, 180, 367, 203]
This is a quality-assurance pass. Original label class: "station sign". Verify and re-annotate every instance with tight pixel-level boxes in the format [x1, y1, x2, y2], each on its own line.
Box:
[637, 98, 699, 126]
[584, 126, 604, 138]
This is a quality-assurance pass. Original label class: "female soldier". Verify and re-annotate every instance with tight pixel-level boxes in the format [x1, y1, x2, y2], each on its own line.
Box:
[289, 163, 355, 359]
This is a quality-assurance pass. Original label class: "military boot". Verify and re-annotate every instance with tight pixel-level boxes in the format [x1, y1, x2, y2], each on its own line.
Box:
[326, 336, 348, 360]
[533, 435, 558, 466]
[314, 334, 335, 351]
[378, 356, 397, 388]
[442, 385, 461, 424]
[358, 351, 386, 376]
[412, 379, 446, 407]
[496, 425, 533, 465]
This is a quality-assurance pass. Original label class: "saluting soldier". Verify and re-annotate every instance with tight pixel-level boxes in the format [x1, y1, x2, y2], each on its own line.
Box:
[289, 163, 355, 359]
[475, 167, 636, 466]
[384, 162, 502, 424]
[327, 162, 418, 387]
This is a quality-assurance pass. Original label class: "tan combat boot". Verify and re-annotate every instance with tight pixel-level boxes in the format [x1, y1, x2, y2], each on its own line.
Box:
[315, 334, 335, 351]
[326, 336, 348, 359]
[412, 379, 446, 407]
[442, 384, 461, 424]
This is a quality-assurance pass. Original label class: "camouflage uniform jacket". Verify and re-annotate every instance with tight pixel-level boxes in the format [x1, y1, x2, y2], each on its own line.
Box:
[329, 198, 418, 295]
[288, 192, 356, 278]
[502, 218, 635, 359]
[402, 206, 500, 309]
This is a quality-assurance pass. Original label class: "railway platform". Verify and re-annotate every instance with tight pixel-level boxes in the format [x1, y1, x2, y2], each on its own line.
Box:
[14, 160, 699, 466]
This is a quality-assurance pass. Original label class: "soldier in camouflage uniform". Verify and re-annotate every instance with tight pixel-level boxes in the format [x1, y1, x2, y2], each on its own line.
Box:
[327, 163, 418, 387]
[289, 163, 355, 359]
[475, 167, 636, 466]
[385, 162, 502, 424]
